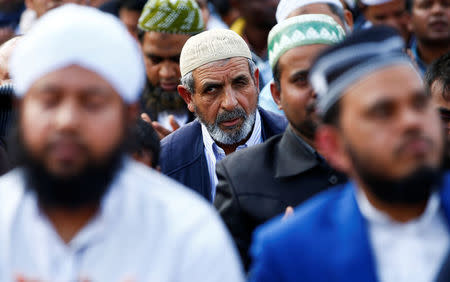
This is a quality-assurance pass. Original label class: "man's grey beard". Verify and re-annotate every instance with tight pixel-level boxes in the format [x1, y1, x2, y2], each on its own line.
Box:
[195, 106, 257, 145]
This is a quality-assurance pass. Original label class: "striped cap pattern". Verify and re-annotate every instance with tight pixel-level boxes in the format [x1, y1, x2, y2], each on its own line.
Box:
[268, 14, 345, 69]
[138, 0, 204, 35]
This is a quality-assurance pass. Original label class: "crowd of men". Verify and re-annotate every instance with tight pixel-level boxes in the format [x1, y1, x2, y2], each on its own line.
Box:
[0, 0, 449, 281]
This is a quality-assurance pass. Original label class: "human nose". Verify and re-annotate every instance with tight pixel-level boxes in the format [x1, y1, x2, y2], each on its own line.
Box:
[54, 100, 81, 131]
[400, 106, 425, 132]
[159, 61, 177, 80]
[221, 86, 239, 111]
[430, 2, 444, 14]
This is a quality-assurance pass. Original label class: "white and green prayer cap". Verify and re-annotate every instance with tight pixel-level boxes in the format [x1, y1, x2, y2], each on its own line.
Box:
[138, 0, 204, 35]
[268, 14, 346, 70]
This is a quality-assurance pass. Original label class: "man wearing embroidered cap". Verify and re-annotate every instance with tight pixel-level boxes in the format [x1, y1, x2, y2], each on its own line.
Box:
[159, 29, 287, 201]
[0, 5, 244, 281]
[138, 0, 204, 138]
[258, 0, 353, 115]
[215, 14, 347, 270]
[249, 26, 450, 282]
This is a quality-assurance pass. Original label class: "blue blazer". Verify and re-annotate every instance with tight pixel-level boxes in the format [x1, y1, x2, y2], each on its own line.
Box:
[159, 108, 288, 201]
[249, 174, 450, 282]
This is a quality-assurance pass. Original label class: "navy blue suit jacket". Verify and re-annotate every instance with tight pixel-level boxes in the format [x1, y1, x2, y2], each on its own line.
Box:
[159, 108, 287, 201]
[249, 174, 450, 282]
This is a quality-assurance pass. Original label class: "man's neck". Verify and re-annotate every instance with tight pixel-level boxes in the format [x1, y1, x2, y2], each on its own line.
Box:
[291, 125, 316, 149]
[359, 183, 428, 223]
[417, 40, 450, 65]
[42, 204, 99, 244]
[243, 24, 269, 58]
[217, 132, 252, 155]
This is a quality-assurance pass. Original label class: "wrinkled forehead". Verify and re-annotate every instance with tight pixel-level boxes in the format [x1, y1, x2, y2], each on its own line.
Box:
[193, 57, 251, 80]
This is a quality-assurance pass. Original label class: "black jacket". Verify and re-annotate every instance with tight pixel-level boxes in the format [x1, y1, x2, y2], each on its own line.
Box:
[159, 108, 288, 201]
[214, 126, 347, 268]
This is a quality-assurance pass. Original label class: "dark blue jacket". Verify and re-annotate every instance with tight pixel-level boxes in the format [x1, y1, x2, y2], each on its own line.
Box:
[248, 175, 450, 282]
[160, 108, 287, 201]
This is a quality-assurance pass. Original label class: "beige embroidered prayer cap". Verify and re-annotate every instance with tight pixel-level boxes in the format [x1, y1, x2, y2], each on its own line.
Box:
[180, 29, 252, 77]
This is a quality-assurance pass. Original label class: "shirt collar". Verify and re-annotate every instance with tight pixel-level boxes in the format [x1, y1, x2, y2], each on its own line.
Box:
[201, 110, 262, 158]
[410, 39, 427, 75]
[31, 158, 128, 251]
[355, 185, 441, 227]
[292, 128, 316, 156]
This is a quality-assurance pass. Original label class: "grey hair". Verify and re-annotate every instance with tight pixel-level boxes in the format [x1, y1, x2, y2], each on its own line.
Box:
[181, 58, 258, 94]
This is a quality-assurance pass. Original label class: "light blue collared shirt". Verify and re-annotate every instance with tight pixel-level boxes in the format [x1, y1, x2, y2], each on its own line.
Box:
[202, 110, 263, 201]
[258, 81, 285, 116]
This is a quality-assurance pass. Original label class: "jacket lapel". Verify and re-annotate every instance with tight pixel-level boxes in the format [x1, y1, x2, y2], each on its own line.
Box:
[192, 121, 212, 201]
[258, 107, 288, 141]
[332, 183, 379, 282]
[274, 127, 318, 178]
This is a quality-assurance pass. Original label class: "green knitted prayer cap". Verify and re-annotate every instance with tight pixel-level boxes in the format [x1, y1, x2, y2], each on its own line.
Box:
[138, 0, 204, 35]
[268, 14, 346, 70]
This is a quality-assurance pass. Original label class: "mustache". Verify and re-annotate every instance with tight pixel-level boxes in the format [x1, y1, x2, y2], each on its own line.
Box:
[394, 132, 434, 156]
[306, 101, 316, 114]
[215, 107, 247, 124]
[43, 134, 88, 154]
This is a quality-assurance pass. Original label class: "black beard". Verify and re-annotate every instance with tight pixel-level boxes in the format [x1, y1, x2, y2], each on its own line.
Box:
[347, 145, 443, 204]
[292, 118, 318, 141]
[9, 127, 125, 210]
[291, 103, 319, 140]
[140, 82, 187, 118]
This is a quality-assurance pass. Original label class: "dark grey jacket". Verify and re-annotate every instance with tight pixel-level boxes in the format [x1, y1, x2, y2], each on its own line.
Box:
[214, 126, 346, 268]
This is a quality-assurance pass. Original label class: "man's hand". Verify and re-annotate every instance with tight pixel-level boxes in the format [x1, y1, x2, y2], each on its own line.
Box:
[141, 113, 180, 140]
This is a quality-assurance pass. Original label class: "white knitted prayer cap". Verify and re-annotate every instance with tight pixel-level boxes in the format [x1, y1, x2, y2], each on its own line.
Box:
[10, 4, 146, 104]
[276, 0, 344, 23]
[179, 29, 252, 77]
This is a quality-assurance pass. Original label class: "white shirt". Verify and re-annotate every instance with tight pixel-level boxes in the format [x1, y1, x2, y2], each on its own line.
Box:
[0, 159, 245, 282]
[201, 110, 263, 200]
[356, 189, 450, 282]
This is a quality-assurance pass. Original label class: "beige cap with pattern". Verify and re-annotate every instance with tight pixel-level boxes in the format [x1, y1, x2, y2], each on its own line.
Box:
[179, 29, 252, 77]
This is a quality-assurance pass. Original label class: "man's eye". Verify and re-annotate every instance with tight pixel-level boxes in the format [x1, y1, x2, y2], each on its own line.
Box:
[38, 93, 60, 108]
[205, 87, 217, 94]
[371, 105, 394, 119]
[374, 15, 387, 21]
[147, 55, 162, 64]
[293, 76, 308, 87]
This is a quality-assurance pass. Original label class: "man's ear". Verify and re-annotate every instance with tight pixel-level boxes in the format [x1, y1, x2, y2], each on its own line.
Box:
[344, 9, 354, 29]
[178, 85, 195, 113]
[315, 125, 352, 174]
[270, 82, 282, 110]
[253, 68, 260, 90]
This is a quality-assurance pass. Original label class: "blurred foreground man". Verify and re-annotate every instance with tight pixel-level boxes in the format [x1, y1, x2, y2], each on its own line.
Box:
[249, 27, 449, 282]
[160, 29, 287, 201]
[0, 5, 244, 281]
[215, 14, 347, 268]
[258, 0, 353, 115]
